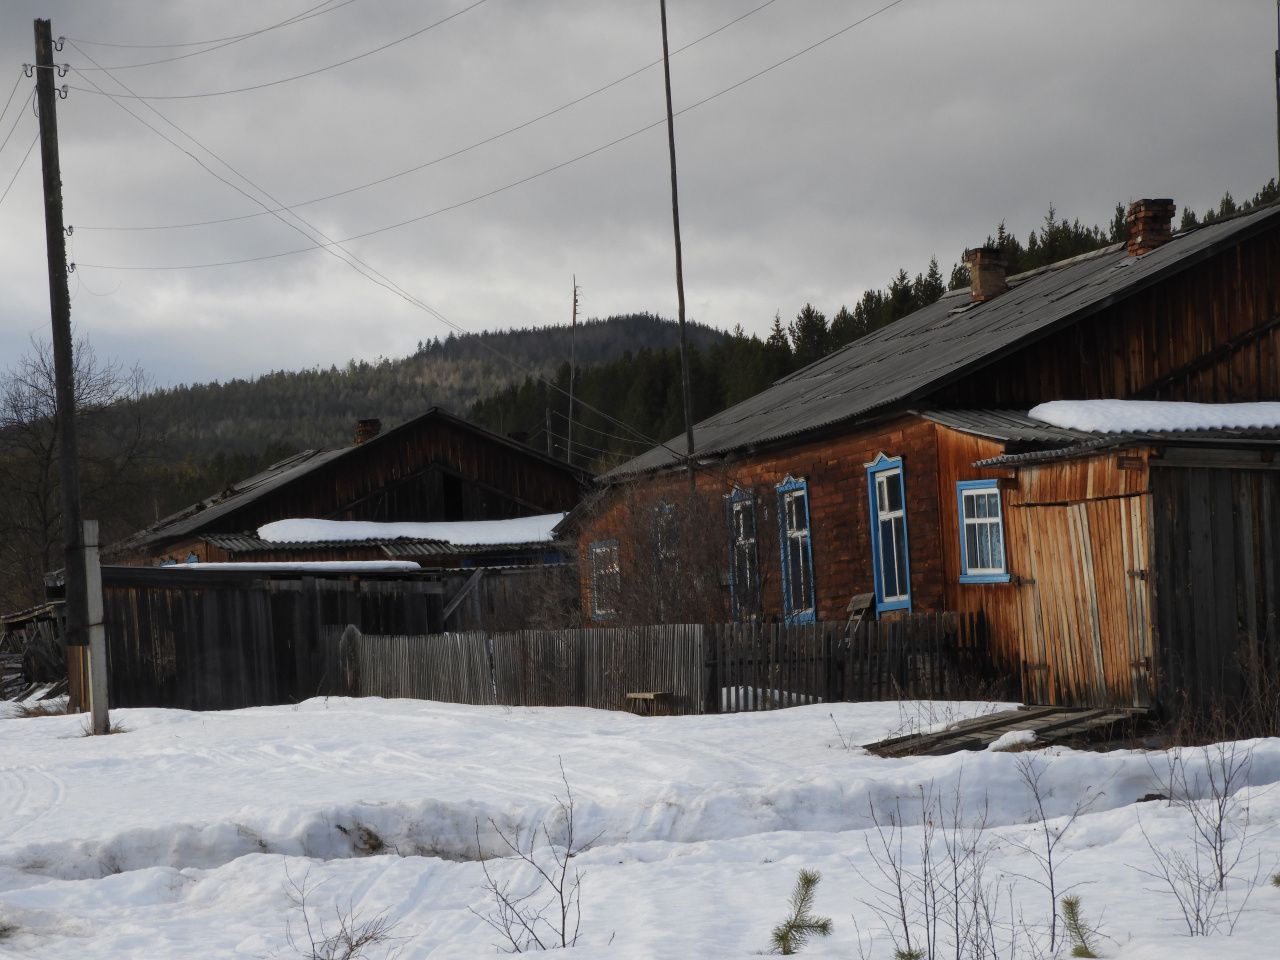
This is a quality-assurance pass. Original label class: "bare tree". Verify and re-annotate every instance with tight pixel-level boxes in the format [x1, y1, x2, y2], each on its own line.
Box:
[0, 335, 154, 610]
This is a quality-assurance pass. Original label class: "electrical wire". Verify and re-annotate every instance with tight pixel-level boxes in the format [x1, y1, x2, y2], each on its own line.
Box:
[65, 0, 355, 49]
[73, 0, 365, 71]
[0, 87, 33, 161]
[67, 40, 685, 463]
[546, 429, 630, 462]
[550, 409, 653, 447]
[0, 69, 26, 139]
[67, 0, 491, 100]
[0, 133, 38, 212]
[77, 0, 785, 232]
[76, 0, 912, 271]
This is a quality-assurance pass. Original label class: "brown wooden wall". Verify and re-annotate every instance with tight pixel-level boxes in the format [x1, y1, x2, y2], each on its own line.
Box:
[576, 416, 952, 624]
[1149, 458, 1280, 712]
[933, 228, 1280, 408]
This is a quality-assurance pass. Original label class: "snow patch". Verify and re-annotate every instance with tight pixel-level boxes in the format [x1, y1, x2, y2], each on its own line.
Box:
[986, 729, 1037, 751]
[1028, 399, 1280, 433]
[256, 513, 566, 545]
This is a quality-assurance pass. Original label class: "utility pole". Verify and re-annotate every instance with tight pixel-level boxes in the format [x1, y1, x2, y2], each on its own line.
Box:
[658, 0, 697, 493]
[33, 21, 87, 643]
[566, 277, 579, 465]
[33, 19, 107, 733]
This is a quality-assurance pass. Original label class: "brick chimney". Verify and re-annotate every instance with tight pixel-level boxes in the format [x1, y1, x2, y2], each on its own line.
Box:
[355, 418, 382, 445]
[1126, 198, 1176, 256]
[963, 246, 1008, 302]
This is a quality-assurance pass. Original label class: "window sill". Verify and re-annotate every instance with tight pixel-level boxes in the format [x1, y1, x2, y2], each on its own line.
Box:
[958, 573, 1012, 585]
[875, 598, 911, 613]
[784, 610, 816, 625]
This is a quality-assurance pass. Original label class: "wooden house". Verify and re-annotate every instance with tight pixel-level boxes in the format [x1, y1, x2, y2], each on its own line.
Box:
[110, 407, 589, 569]
[574, 199, 1280, 711]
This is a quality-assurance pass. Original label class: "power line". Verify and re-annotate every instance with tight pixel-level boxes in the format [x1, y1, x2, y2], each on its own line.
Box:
[77, 0, 785, 233]
[0, 69, 26, 135]
[0, 86, 33, 161]
[65, 0, 358, 49]
[550, 409, 652, 447]
[0, 133, 38, 212]
[73, 0, 365, 71]
[67, 0, 491, 100]
[76, 0, 911, 272]
[67, 40, 684, 463]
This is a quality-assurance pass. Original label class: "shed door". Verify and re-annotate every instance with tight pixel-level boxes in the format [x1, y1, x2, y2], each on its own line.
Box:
[1150, 466, 1280, 712]
[1016, 496, 1153, 707]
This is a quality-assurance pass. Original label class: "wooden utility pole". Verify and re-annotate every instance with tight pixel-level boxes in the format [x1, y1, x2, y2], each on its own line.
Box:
[34, 20, 108, 733]
[658, 0, 697, 492]
[33, 20, 88, 647]
[566, 276, 579, 464]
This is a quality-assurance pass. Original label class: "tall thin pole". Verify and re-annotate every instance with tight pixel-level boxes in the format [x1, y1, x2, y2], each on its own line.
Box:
[566, 276, 579, 464]
[1275, 2, 1280, 184]
[33, 20, 88, 652]
[659, 0, 697, 492]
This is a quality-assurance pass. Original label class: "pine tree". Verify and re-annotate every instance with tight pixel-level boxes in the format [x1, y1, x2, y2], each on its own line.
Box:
[788, 303, 831, 367]
[769, 870, 832, 955]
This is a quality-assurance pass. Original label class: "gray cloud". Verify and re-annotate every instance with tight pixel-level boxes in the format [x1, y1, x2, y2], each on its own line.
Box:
[0, 0, 1275, 386]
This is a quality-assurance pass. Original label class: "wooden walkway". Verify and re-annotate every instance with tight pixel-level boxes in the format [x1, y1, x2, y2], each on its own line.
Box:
[865, 705, 1150, 757]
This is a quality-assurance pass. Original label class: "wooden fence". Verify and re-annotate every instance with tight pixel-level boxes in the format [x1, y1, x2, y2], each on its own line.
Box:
[349, 612, 993, 715]
[90, 566, 443, 711]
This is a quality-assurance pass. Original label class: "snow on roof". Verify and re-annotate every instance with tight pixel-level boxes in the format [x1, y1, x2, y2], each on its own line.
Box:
[1028, 400, 1280, 434]
[255, 513, 567, 546]
[164, 561, 422, 572]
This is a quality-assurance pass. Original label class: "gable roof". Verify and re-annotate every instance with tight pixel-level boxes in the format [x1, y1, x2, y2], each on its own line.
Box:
[111, 407, 590, 556]
[606, 202, 1280, 479]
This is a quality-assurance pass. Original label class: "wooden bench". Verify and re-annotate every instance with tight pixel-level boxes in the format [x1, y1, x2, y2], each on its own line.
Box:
[625, 691, 671, 716]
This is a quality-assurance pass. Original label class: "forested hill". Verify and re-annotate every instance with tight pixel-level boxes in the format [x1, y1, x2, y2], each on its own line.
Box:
[139, 313, 727, 460]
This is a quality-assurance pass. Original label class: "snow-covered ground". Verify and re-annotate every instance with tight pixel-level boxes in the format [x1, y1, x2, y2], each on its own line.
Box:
[0, 698, 1276, 958]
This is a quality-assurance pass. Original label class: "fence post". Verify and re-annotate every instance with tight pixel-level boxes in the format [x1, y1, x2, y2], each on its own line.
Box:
[82, 520, 110, 735]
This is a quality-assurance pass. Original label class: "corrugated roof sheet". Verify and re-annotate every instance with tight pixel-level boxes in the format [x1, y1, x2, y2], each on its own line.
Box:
[606, 203, 1280, 479]
[975, 425, 1280, 466]
[203, 534, 564, 558]
[917, 409, 1096, 444]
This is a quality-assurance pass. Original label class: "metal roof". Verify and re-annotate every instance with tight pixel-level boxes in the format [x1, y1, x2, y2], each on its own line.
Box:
[975, 425, 1280, 466]
[203, 533, 562, 558]
[111, 407, 591, 554]
[605, 203, 1280, 479]
[917, 409, 1096, 444]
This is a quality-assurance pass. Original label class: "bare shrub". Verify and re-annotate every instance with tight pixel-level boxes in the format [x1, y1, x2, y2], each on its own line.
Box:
[1005, 755, 1099, 953]
[1133, 740, 1264, 936]
[473, 761, 601, 952]
[14, 700, 69, 718]
[770, 868, 833, 955]
[283, 867, 402, 960]
[855, 784, 1026, 960]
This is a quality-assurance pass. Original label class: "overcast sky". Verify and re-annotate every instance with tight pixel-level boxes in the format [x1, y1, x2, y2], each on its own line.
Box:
[0, 0, 1275, 388]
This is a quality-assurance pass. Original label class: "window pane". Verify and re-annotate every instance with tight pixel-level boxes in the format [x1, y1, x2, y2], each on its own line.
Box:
[965, 523, 979, 572]
[885, 472, 903, 511]
[879, 518, 897, 597]
[990, 520, 1004, 569]
[962, 492, 975, 519]
[892, 516, 908, 596]
[976, 523, 990, 568]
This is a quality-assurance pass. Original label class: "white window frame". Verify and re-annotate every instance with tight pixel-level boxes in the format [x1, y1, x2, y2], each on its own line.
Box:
[589, 539, 620, 619]
[957, 480, 1010, 583]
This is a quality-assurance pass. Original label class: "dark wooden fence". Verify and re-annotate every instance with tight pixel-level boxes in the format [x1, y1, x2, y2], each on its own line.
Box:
[91, 566, 443, 711]
[349, 612, 992, 715]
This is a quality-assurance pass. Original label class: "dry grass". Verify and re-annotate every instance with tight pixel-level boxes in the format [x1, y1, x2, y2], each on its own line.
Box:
[79, 717, 129, 736]
[13, 700, 69, 718]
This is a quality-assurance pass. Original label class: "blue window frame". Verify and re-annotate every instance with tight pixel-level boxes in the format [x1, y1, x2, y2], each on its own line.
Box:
[956, 480, 1010, 583]
[588, 539, 620, 620]
[725, 487, 760, 619]
[776, 477, 816, 624]
[866, 454, 911, 612]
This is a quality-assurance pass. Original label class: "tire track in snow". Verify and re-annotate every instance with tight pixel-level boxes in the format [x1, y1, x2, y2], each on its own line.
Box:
[0, 767, 66, 842]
